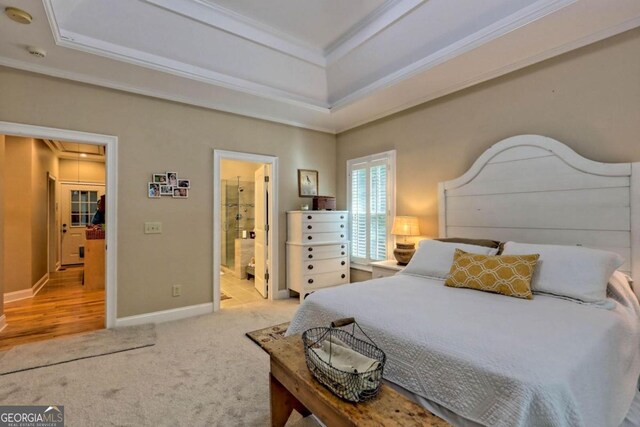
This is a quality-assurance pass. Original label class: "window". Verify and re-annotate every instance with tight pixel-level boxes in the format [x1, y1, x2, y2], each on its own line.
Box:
[347, 151, 396, 266]
[71, 190, 98, 226]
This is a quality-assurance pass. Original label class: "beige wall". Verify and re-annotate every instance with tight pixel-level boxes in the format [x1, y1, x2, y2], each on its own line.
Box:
[0, 66, 337, 317]
[337, 28, 640, 280]
[221, 159, 262, 182]
[59, 159, 105, 183]
[3, 137, 58, 293]
[0, 135, 4, 314]
[31, 140, 58, 285]
[4, 137, 34, 293]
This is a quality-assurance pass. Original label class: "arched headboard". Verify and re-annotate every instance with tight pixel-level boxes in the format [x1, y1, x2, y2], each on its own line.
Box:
[438, 135, 639, 279]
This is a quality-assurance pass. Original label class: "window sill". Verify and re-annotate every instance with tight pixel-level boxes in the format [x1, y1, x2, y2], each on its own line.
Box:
[350, 263, 372, 273]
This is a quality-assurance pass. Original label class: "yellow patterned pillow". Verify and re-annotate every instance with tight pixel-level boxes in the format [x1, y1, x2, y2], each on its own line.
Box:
[444, 249, 539, 299]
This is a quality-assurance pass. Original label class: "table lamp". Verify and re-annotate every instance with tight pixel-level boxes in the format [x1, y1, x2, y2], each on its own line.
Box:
[391, 216, 420, 265]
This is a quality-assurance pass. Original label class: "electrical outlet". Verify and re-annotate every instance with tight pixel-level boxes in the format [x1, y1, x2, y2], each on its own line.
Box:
[144, 222, 162, 234]
[172, 284, 181, 297]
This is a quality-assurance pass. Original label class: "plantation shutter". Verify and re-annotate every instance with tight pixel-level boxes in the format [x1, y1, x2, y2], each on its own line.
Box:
[347, 151, 395, 265]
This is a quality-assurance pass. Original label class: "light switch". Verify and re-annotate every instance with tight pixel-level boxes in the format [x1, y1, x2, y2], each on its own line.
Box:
[144, 222, 162, 234]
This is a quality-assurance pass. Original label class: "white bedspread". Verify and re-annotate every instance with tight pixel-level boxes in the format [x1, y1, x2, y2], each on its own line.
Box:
[286, 273, 640, 427]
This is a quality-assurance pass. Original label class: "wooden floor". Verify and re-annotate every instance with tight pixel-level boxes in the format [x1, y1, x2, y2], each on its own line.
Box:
[0, 267, 105, 351]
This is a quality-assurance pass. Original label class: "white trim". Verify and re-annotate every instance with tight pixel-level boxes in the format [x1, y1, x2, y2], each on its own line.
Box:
[0, 56, 335, 135]
[346, 150, 396, 264]
[115, 303, 213, 327]
[213, 150, 280, 312]
[47, 172, 58, 273]
[0, 315, 6, 333]
[4, 288, 34, 303]
[4, 273, 49, 303]
[333, 15, 640, 132]
[331, 0, 577, 109]
[0, 121, 118, 328]
[325, 0, 424, 64]
[144, 0, 326, 67]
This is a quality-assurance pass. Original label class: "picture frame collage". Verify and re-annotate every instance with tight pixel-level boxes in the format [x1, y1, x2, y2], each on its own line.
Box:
[148, 172, 190, 198]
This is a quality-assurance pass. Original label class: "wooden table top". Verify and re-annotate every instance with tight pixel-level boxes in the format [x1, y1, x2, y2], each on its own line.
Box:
[264, 334, 451, 427]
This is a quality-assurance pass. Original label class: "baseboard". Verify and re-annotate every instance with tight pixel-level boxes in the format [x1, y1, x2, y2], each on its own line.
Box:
[115, 302, 214, 327]
[275, 289, 291, 300]
[0, 315, 6, 332]
[32, 273, 49, 296]
[4, 273, 49, 303]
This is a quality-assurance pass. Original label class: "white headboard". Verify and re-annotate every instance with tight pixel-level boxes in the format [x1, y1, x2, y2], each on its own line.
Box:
[438, 135, 639, 279]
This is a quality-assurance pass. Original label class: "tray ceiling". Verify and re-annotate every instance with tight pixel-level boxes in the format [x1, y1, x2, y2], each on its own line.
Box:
[0, 0, 638, 133]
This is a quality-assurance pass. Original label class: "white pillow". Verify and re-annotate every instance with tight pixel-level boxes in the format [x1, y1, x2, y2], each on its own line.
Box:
[501, 242, 624, 303]
[401, 240, 498, 279]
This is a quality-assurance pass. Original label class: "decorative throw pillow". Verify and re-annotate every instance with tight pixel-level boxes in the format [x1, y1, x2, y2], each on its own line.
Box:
[445, 249, 540, 299]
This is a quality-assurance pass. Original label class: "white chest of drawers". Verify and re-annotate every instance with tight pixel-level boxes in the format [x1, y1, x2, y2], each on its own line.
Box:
[286, 211, 350, 301]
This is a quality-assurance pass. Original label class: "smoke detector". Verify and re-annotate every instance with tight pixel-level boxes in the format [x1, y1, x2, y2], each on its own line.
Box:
[5, 7, 32, 24]
[27, 46, 46, 58]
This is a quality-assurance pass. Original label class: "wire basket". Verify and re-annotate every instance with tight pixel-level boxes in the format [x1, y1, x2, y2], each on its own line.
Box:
[302, 318, 386, 402]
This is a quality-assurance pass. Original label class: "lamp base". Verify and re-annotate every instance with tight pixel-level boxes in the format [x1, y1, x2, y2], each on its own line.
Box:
[393, 242, 416, 265]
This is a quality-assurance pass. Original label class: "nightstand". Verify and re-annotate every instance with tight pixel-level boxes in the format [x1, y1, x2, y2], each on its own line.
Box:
[371, 260, 405, 279]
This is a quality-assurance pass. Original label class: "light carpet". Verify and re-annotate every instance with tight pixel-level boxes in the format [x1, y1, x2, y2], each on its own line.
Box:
[0, 324, 156, 376]
[0, 299, 305, 426]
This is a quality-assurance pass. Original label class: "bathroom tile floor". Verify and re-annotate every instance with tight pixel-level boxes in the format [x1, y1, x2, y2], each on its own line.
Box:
[220, 271, 264, 308]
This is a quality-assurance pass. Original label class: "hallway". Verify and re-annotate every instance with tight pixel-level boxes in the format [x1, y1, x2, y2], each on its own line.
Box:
[0, 267, 104, 351]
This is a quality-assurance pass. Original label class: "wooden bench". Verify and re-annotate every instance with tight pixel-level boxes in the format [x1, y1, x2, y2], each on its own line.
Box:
[262, 334, 451, 427]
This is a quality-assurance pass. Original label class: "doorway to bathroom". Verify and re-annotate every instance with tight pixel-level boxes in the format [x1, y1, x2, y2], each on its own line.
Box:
[213, 150, 280, 310]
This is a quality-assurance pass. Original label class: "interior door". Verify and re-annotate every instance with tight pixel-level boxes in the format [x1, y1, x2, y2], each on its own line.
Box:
[254, 164, 269, 298]
[60, 183, 105, 265]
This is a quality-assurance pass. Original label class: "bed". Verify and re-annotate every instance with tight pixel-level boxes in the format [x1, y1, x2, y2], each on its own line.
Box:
[286, 135, 640, 427]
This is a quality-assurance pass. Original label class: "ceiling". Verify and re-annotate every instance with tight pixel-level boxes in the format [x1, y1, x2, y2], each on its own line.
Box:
[0, 0, 639, 133]
[43, 139, 105, 162]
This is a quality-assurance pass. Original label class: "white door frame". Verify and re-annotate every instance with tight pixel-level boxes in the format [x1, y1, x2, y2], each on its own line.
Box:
[0, 121, 118, 328]
[213, 150, 281, 311]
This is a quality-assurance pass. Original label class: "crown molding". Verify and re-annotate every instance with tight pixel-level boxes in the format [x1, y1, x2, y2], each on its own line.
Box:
[324, 0, 424, 65]
[0, 56, 336, 134]
[330, 0, 577, 109]
[333, 14, 640, 132]
[43, 0, 330, 112]
[144, 0, 327, 67]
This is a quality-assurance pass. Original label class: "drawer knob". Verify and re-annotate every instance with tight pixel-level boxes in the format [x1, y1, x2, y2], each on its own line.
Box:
[340, 215, 344, 219]
[341, 274, 346, 279]
[308, 279, 314, 284]
[340, 234, 344, 238]
[308, 254, 313, 259]
[341, 251, 345, 255]
[341, 245, 345, 249]
[308, 247, 313, 252]
[307, 215, 312, 220]
[340, 224, 345, 228]
[341, 261, 346, 266]
[308, 265, 314, 270]
[307, 225, 312, 230]
[308, 236, 313, 240]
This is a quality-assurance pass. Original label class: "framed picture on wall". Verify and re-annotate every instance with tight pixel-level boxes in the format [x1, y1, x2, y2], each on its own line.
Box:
[173, 187, 188, 198]
[160, 185, 173, 196]
[177, 179, 190, 189]
[148, 183, 161, 198]
[167, 172, 178, 186]
[153, 173, 168, 184]
[298, 169, 318, 197]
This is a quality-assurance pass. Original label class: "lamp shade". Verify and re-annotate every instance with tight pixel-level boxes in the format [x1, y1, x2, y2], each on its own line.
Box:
[391, 216, 420, 236]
